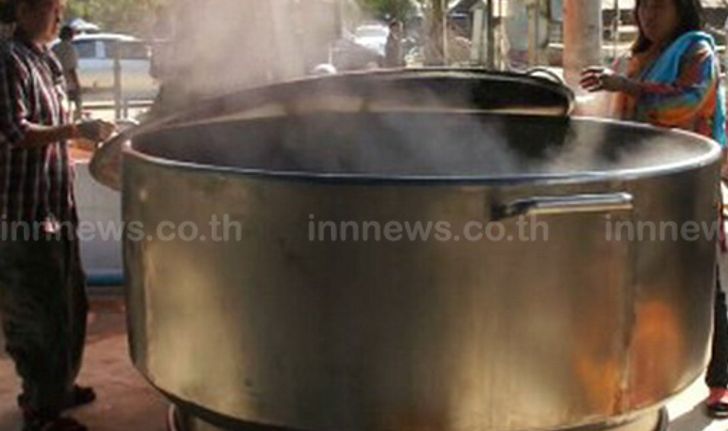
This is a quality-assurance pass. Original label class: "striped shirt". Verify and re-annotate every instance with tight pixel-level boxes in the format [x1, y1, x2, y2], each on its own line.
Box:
[0, 33, 75, 223]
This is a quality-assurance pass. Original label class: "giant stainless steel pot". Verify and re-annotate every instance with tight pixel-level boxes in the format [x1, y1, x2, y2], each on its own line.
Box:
[92, 70, 720, 431]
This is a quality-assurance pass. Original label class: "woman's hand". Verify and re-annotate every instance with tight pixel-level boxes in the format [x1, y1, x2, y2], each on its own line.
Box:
[580, 67, 627, 92]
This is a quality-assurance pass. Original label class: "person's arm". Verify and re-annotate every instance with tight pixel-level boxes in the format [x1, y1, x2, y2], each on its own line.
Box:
[582, 41, 719, 126]
[0, 51, 76, 149]
[634, 41, 718, 128]
[0, 63, 80, 150]
[0, 49, 32, 148]
[1, 50, 111, 150]
[18, 123, 78, 149]
[20, 120, 115, 150]
[612, 75, 643, 97]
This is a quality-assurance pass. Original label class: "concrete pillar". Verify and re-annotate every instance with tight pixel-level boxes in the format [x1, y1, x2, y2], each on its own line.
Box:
[563, 0, 602, 87]
[527, 0, 540, 66]
[470, 6, 485, 64]
[486, 0, 495, 68]
[471, 1, 497, 68]
[269, 0, 307, 80]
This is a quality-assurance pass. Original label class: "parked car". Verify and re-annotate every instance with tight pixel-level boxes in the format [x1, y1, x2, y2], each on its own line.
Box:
[68, 17, 100, 35]
[331, 32, 384, 71]
[52, 33, 159, 99]
[353, 24, 389, 57]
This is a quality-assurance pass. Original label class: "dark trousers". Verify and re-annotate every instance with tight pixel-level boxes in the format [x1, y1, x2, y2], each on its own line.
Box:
[0, 232, 88, 418]
[707, 271, 728, 388]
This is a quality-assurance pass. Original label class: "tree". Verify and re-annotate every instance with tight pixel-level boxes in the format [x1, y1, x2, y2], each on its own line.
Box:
[357, 0, 446, 64]
[357, 0, 419, 21]
[65, 0, 168, 36]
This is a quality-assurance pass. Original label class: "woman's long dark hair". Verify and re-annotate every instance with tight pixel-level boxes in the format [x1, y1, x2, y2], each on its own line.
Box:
[632, 0, 704, 54]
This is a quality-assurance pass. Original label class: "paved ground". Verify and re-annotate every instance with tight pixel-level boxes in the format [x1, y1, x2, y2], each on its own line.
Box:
[0, 290, 727, 431]
[0, 292, 168, 431]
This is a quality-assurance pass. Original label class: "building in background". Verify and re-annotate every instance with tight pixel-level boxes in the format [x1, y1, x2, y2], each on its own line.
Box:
[455, 0, 728, 71]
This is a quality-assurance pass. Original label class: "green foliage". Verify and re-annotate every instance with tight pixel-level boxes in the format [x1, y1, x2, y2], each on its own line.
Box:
[65, 0, 168, 35]
[64, 0, 430, 37]
[357, 0, 420, 21]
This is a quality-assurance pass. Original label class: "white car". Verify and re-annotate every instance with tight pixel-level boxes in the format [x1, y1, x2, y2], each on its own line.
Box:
[354, 24, 389, 57]
[53, 33, 158, 99]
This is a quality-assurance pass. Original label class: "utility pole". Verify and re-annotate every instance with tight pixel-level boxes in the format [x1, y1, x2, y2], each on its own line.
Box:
[527, 0, 541, 66]
[113, 41, 122, 120]
[470, 0, 497, 68]
[612, 0, 620, 60]
[563, 0, 602, 86]
[268, 0, 306, 80]
[424, 0, 446, 65]
[441, 0, 449, 65]
[486, 0, 495, 68]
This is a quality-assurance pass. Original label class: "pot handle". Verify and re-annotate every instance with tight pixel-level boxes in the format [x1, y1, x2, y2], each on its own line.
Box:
[492, 192, 634, 221]
[89, 129, 130, 191]
[525, 67, 566, 86]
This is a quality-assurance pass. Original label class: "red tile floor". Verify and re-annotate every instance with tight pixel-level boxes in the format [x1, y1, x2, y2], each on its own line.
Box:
[0, 291, 167, 431]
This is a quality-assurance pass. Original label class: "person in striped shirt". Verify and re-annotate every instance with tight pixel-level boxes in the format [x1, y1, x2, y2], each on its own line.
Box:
[581, 0, 728, 420]
[0, 0, 114, 430]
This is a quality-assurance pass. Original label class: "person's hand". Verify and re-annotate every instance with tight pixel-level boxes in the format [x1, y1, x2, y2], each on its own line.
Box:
[75, 119, 116, 143]
[580, 67, 626, 92]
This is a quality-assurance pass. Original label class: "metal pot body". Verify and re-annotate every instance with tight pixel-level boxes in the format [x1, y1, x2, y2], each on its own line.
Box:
[119, 112, 720, 431]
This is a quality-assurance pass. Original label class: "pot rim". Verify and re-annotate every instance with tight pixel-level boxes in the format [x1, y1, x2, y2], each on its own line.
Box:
[122, 115, 722, 187]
